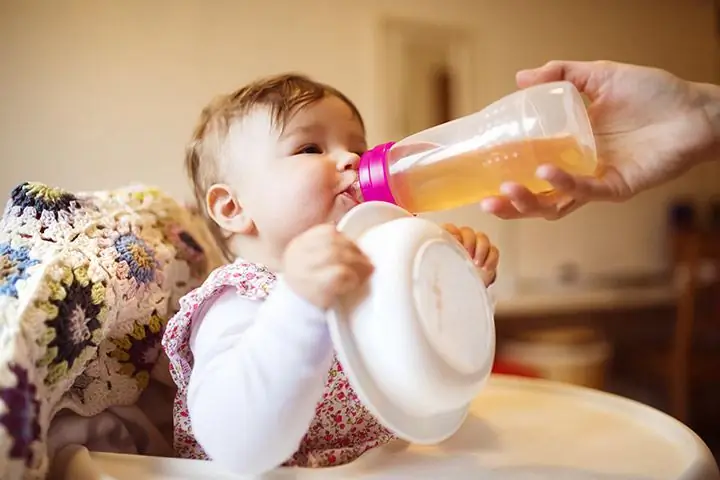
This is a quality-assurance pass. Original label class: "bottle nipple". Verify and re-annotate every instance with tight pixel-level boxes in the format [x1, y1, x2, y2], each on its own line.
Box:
[348, 180, 364, 204]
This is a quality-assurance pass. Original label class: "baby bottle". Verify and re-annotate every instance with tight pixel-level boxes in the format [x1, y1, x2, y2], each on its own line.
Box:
[358, 81, 597, 213]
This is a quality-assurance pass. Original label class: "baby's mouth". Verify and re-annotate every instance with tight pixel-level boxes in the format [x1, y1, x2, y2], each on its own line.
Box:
[343, 181, 363, 204]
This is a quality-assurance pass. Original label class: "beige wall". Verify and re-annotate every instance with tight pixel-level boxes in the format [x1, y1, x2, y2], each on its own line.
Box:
[1, 0, 718, 294]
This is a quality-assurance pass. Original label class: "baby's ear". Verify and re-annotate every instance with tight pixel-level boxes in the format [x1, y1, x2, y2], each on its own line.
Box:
[206, 184, 255, 235]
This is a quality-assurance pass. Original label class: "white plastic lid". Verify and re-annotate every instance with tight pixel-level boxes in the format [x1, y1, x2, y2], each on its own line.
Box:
[327, 202, 496, 444]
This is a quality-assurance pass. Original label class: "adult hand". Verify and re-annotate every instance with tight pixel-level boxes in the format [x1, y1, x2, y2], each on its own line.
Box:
[480, 60, 720, 220]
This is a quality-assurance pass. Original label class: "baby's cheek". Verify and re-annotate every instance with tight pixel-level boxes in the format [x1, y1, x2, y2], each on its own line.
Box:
[278, 167, 336, 221]
[293, 169, 334, 204]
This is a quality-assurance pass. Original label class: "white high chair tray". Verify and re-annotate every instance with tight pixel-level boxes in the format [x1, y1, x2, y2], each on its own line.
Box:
[70, 376, 718, 479]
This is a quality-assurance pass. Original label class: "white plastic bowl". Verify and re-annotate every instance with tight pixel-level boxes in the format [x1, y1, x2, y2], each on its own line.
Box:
[327, 201, 495, 444]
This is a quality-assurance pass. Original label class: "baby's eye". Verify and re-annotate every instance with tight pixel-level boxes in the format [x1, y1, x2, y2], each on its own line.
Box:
[297, 144, 323, 155]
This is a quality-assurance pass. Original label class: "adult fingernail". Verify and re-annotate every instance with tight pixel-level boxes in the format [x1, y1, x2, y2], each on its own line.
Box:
[536, 165, 552, 178]
[500, 183, 515, 196]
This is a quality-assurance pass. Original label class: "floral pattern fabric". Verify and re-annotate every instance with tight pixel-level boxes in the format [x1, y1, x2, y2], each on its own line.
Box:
[163, 261, 395, 468]
[0, 182, 221, 480]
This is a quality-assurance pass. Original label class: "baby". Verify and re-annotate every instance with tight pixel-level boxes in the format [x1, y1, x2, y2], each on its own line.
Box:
[161, 74, 500, 475]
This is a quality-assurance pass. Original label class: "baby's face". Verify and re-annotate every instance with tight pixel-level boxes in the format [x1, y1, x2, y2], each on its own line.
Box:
[224, 95, 367, 253]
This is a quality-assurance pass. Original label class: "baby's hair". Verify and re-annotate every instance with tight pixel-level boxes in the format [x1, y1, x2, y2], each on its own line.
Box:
[185, 73, 364, 261]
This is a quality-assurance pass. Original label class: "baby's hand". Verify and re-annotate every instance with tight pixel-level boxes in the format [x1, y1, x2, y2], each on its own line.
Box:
[442, 224, 499, 287]
[283, 225, 374, 310]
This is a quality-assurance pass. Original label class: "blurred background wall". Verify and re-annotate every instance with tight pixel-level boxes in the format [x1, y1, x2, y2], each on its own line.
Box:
[1, 0, 718, 291]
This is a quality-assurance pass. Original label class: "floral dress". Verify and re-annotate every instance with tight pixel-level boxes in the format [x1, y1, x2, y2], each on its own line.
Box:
[161, 261, 395, 468]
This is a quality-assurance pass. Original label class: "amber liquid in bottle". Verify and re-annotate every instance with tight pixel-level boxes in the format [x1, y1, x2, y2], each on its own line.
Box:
[388, 135, 597, 213]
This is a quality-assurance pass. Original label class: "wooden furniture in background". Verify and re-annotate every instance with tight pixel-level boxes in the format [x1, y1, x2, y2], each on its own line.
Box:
[623, 229, 720, 423]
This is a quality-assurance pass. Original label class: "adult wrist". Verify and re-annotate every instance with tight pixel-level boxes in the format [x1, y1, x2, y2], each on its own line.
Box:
[694, 81, 720, 165]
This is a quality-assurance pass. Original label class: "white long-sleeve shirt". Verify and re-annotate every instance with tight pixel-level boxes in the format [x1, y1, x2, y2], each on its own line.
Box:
[184, 273, 497, 475]
[185, 279, 334, 475]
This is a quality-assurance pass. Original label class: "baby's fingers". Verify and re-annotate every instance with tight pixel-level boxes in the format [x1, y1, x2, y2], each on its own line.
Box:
[326, 265, 362, 297]
[479, 247, 499, 286]
[482, 245, 499, 274]
[342, 242, 375, 282]
[441, 223, 462, 241]
[457, 227, 478, 259]
[343, 250, 374, 282]
[470, 232, 490, 266]
[442, 224, 479, 258]
[474, 234, 498, 286]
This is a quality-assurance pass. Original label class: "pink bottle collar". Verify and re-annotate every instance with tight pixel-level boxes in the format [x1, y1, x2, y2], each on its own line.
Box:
[358, 142, 397, 205]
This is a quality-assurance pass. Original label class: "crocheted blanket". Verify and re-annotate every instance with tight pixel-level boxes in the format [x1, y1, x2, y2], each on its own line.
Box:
[0, 183, 221, 479]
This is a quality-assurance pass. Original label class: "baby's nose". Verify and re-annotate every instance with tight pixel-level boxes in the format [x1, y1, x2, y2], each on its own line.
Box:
[335, 151, 360, 171]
